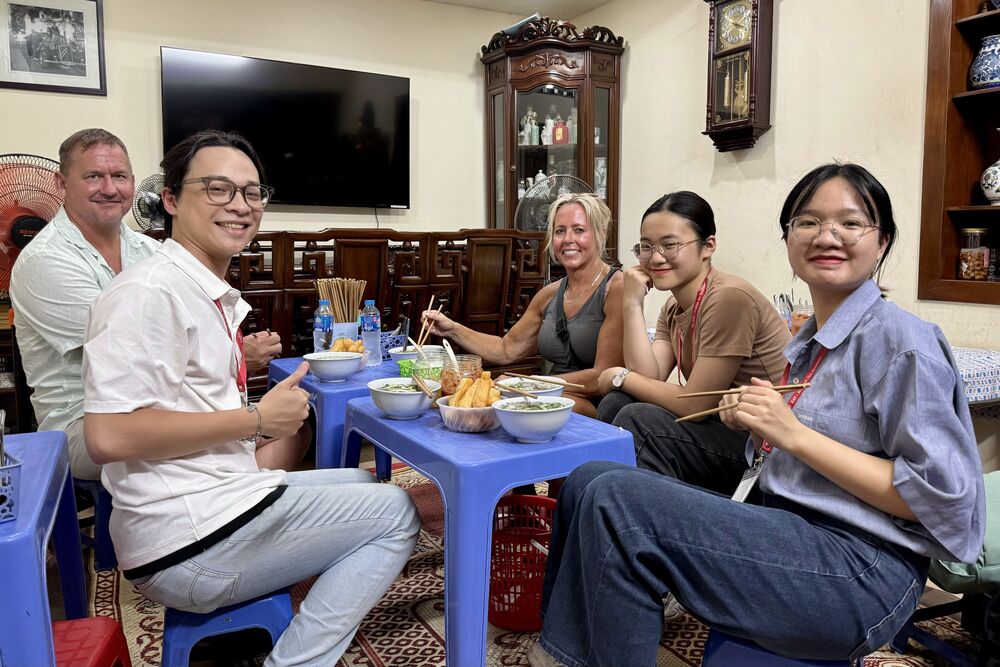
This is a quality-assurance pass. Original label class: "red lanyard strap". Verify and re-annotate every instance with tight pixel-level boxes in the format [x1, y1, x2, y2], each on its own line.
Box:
[213, 298, 247, 397]
[676, 269, 712, 384]
[758, 346, 827, 458]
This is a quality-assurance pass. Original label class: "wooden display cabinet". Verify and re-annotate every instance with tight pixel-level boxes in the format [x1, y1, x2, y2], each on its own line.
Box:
[919, 0, 1000, 304]
[481, 17, 625, 263]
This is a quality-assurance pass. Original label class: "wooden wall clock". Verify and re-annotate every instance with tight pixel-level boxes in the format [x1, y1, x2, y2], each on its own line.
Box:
[703, 0, 773, 152]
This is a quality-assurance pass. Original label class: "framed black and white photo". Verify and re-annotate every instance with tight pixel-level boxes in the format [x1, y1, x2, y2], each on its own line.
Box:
[1, 0, 105, 95]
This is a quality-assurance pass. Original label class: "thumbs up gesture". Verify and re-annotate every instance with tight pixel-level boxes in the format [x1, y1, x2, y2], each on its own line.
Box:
[257, 362, 310, 437]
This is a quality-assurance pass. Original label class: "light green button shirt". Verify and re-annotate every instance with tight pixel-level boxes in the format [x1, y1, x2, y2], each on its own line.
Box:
[10, 208, 159, 435]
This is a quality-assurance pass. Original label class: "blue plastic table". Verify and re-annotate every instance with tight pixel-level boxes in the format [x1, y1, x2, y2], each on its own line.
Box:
[0, 431, 86, 666]
[269, 356, 397, 474]
[342, 397, 636, 667]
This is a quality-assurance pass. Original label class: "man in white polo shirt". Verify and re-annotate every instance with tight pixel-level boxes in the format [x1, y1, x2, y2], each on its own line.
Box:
[10, 128, 283, 480]
[82, 130, 418, 666]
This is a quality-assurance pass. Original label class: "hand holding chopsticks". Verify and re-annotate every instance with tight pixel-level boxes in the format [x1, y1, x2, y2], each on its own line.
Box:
[674, 383, 809, 423]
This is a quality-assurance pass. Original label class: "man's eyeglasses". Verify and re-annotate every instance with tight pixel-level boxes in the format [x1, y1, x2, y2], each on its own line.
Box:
[180, 177, 274, 210]
[788, 216, 880, 245]
[631, 239, 700, 261]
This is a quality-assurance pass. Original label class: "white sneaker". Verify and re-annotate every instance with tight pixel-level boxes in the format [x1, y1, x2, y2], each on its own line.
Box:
[663, 593, 687, 622]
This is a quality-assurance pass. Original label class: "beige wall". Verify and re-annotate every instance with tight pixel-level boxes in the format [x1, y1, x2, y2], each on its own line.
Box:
[4, 0, 998, 345]
[1, 0, 515, 232]
[578, 0, 1000, 348]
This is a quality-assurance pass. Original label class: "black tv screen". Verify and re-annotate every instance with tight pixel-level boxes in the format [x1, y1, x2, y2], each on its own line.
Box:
[160, 47, 410, 209]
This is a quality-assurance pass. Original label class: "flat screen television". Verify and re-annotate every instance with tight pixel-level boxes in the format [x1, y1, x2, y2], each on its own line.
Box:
[160, 47, 410, 209]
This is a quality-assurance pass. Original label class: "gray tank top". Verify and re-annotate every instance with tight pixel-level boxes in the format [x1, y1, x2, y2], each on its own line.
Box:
[537, 268, 619, 374]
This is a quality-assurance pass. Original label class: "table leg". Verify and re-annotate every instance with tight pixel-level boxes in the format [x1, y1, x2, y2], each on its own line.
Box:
[314, 399, 346, 470]
[54, 473, 86, 619]
[442, 484, 498, 667]
[342, 422, 364, 469]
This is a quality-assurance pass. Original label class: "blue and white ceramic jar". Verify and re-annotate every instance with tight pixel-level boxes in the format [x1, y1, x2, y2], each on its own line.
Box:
[970, 34, 1000, 89]
[982, 129, 1000, 206]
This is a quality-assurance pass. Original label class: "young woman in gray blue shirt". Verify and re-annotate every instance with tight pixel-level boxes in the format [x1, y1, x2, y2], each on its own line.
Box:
[526, 163, 985, 667]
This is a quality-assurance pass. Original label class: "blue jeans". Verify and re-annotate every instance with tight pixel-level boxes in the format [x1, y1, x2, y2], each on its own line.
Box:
[597, 391, 750, 494]
[132, 468, 420, 667]
[538, 461, 927, 667]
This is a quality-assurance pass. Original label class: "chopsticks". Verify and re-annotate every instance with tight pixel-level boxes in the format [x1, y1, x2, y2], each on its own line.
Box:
[677, 383, 809, 399]
[504, 372, 585, 391]
[674, 383, 810, 423]
[315, 278, 366, 323]
[495, 381, 538, 399]
[417, 305, 442, 348]
[408, 296, 436, 351]
[410, 374, 435, 399]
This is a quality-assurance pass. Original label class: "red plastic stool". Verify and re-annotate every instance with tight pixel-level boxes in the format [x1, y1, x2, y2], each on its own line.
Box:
[53, 617, 132, 667]
[488, 495, 557, 632]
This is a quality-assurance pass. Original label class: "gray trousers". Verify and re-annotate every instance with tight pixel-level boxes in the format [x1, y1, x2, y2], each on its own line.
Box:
[596, 390, 751, 495]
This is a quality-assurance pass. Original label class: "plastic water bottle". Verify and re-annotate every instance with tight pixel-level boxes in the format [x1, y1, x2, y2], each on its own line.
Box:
[360, 299, 382, 366]
[312, 299, 333, 352]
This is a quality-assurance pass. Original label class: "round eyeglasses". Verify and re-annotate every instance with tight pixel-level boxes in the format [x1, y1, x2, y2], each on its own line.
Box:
[180, 177, 274, 210]
[631, 239, 700, 261]
[788, 216, 880, 245]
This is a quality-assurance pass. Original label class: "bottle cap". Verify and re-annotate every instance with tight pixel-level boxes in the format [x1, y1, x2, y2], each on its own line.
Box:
[319, 299, 330, 305]
[364, 299, 375, 306]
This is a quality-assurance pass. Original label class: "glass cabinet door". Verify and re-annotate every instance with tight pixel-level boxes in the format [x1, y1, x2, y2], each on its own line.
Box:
[491, 92, 506, 226]
[593, 86, 610, 200]
[514, 84, 579, 202]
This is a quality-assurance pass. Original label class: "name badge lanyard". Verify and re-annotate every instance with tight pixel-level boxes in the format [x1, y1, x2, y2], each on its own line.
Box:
[213, 299, 248, 407]
[675, 269, 712, 386]
[731, 346, 828, 503]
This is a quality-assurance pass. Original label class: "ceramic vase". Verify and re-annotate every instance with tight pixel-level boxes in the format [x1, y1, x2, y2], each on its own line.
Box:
[969, 34, 1000, 89]
[982, 129, 1000, 206]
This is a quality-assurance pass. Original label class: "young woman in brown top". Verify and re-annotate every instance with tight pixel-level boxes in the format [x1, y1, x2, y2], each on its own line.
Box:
[597, 191, 790, 495]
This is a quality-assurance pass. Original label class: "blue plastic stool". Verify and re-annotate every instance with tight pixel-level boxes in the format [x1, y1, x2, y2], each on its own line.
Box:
[703, 629, 861, 667]
[162, 590, 293, 666]
[73, 478, 116, 570]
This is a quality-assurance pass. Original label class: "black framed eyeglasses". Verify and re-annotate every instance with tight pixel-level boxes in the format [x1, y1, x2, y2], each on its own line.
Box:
[631, 239, 700, 261]
[180, 177, 274, 210]
[788, 216, 879, 245]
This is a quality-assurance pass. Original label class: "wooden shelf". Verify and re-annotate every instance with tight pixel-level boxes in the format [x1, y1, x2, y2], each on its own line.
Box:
[919, 278, 1000, 304]
[947, 206, 1000, 224]
[956, 7, 1000, 39]
[918, 0, 1000, 305]
[953, 86, 1000, 103]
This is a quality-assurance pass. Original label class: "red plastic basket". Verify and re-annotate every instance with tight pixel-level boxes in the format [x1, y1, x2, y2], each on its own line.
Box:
[488, 494, 557, 632]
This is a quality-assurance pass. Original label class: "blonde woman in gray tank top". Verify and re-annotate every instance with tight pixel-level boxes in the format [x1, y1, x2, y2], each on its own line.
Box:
[422, 193, 623, 418]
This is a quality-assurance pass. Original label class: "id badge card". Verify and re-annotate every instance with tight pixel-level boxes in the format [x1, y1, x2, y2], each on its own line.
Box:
[731, 463, 761, 503]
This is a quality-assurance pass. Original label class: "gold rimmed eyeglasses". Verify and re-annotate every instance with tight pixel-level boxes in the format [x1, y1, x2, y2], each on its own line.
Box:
[631, 239, 700, 261]
[788, 216, 879, 245]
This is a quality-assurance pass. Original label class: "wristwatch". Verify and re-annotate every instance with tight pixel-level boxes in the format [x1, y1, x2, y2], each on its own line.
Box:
[611, 368, 631, 389]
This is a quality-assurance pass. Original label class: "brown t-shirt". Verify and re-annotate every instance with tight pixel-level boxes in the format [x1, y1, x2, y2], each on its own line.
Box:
[654, 269, 790, 387]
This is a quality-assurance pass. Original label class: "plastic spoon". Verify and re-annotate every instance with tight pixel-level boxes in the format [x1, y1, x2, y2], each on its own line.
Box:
[441, 339, 459, 366]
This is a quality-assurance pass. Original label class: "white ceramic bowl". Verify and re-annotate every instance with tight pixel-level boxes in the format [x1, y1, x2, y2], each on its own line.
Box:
[493, 396, 575, 443]
[303, 351, 368, 383]
[436, 395, 499, 433]
[388, 344, 444, 362]
[495, 376, 564, 399]
[368, 377, 440, 420]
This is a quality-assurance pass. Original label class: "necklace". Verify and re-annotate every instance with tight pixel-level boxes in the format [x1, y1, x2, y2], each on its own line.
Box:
[564, 264, 606, 303]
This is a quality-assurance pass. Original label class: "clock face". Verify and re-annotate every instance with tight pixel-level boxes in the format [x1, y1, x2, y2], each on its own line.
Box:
[717, 0, 752, 52]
